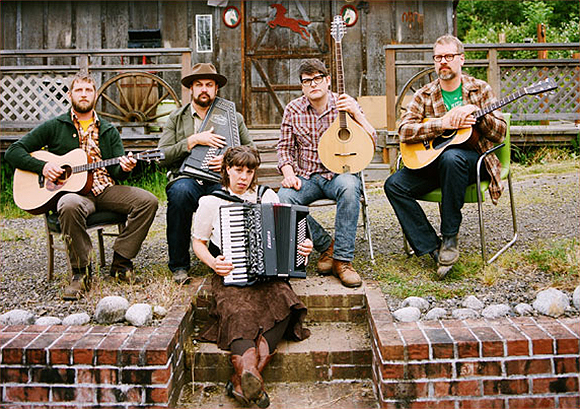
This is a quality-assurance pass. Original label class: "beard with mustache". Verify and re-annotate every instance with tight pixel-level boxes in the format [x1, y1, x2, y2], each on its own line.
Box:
[437, 66, 457, 81]
[193, 92, 215, 108]
[71, 98, 95, 114]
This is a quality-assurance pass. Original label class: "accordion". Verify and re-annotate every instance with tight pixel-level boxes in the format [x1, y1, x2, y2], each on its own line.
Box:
[219, 203, 310, 286]
[179, 97, 240, 183]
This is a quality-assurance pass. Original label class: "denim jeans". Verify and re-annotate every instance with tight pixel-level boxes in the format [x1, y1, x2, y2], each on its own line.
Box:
[384, 147, 486, 256]
[277, 173, 361, 261]
[166, 177, 221, 272]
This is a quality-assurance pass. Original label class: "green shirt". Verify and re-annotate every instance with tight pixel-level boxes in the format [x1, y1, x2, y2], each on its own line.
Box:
[441, 85, 463, 111]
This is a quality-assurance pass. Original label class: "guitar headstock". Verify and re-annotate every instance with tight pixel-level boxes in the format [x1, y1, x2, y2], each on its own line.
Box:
[523, 78, 557, 96]
[331, 15, 346, 43]
[137, 149, 165, 162]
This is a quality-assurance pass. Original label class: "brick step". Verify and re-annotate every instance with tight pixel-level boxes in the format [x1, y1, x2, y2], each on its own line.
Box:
[192, 275, 367, 324]
[177, 379, 378, 408]
[188, 321, 372, 384]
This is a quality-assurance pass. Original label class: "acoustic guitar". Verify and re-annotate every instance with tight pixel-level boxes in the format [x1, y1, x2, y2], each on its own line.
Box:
[318, 15, 375, 174]
[400, 78, 557, 169]
[13, 148, 164, 215]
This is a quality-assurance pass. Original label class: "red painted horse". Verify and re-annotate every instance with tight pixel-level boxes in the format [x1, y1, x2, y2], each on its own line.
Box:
[268, 3, 310, 40]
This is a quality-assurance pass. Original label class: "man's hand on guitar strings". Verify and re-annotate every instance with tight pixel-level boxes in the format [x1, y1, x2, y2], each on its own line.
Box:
[42, 162, 65, 182]
[187, 126, 226, 150]
[441, 104, 478, 130]
[119, 152, 137, 172]
[213, 255, 234, 276]
[335, 94, 361, 117]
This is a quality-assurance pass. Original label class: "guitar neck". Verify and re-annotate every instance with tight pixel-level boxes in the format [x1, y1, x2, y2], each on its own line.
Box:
[335, 39, 348, 128]
[473, 89, 526, 119]
[73, 157, 122, 174]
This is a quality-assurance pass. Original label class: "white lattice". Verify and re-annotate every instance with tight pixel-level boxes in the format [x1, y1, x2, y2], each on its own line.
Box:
[1, 74, 70, 123]
[500, 66, 579, 120]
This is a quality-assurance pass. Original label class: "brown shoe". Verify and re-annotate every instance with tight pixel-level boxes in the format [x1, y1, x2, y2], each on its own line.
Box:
[63, 266, 91, 301]
[332, 260, 362, 288]
[317, 240, 334, 275]
[110, 252, 141, 283]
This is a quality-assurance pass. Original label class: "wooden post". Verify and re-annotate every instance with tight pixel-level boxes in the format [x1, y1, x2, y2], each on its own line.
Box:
[385, 46, 397, 166]
[181, 51, 191, 105]
[537, 24, 549, 125]
[486, 48, 500, 98]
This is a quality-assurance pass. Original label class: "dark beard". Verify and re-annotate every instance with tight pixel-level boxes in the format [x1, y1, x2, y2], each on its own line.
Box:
[72, 99, 95, 114]
[193, 93, 214, 108]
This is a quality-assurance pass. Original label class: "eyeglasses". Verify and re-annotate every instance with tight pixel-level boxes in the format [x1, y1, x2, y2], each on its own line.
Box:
[433, 53, 462, 63]
[300, 74, 326, 87]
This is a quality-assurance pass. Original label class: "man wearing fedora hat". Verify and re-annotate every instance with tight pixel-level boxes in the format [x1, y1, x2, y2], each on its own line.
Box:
[158, 63, 253, 284]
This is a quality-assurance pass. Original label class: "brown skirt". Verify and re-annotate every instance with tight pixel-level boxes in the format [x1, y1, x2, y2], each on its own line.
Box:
[198, 274, 310, 350]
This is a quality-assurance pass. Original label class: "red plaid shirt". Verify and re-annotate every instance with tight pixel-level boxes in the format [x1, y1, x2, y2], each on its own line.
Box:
[399, 75, 507, 203]
[71, 111, 114, 196]
[277, 92, 376, 180]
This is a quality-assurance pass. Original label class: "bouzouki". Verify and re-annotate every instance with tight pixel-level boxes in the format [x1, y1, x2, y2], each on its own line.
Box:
[13, 148, 164, 215]
[400, 78, 557, 169]
[317, 15, 375, 174]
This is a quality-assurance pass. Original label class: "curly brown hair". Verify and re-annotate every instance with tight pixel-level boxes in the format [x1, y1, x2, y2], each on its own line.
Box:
[220, 146, 261, 191]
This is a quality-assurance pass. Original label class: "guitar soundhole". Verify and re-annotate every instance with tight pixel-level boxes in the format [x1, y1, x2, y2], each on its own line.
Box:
[338, 128, 351, 142]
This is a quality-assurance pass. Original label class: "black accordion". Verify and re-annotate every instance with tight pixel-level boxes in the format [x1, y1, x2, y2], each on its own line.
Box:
[219, 203, 310, 287]
[179, 97, 240, 183]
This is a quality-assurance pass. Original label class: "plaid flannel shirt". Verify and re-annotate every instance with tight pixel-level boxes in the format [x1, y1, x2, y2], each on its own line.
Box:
[399, 75, 507, 203]
[72, 111, 114, 196]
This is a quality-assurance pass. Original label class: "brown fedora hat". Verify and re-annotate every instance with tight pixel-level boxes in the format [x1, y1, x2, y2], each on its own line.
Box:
[181, 63, 227, 88]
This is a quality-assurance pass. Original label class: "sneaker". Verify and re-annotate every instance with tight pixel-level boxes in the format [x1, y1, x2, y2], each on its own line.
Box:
[173, 269, 190, 284]
[331, 260, 362, 288]
[316, 240, 334, 275]
[63, 266, 92, 301]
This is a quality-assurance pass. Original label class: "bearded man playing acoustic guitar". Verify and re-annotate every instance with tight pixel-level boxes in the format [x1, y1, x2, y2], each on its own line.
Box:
[384, 35, 506, 278]
[6, 72, 158, 300]
[277, 59, 376, 288]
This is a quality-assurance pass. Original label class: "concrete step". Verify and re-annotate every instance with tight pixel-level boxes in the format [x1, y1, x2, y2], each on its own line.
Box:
[177, 380, 378, 408]
[189, 321, 372, 383]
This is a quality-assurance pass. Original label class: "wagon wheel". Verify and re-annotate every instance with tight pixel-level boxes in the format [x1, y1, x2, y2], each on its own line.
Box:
[96, 71, 181, 123]
[395, 67, 437, 121]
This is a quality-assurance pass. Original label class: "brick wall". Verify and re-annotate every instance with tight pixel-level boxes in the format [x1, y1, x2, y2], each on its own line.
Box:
[0, 302, 194, 407]
[365, 285, 580, 409]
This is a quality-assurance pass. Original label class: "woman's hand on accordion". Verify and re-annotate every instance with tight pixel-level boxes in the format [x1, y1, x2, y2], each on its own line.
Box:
[297, 238, 313, 265]
[212, 255, 234, 276]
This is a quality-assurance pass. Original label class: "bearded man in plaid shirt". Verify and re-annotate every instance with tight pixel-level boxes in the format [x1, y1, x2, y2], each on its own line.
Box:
[277, 59, 376, 288]
[384, 35, 506, 278]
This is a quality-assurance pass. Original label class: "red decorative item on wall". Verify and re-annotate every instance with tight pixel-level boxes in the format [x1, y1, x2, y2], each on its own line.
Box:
[267, 3, 310, 40]
[223, 6, 241, 28]
[340, 5, 358, 27]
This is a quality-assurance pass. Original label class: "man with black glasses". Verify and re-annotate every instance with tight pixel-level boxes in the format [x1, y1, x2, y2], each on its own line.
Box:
[384, 34, 506, 278]
[277, 59, 376, 288]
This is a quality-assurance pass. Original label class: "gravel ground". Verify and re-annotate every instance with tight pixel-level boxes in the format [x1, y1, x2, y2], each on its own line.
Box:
[1, 171, 578, 320]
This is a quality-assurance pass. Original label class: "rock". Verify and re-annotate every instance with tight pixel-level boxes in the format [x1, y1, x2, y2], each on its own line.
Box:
[95, 296, 129, 324]
[452, 308, 479, 320]
[462, 296, 484, 310]
[153, 305, 168, 318]
[62, 312, 90, 326]
[573, 286, 580, 310]
[533, 288, 570, 318]
[482, 304, 512, 319]
[515, 303, 534, 316]
[392, 306, 421, 322]
[125, 303, 153, 327]
[402, 296, 430, 312]
[0, 309, 35, 326]
[35, 316, 62, 326]
[425, 307, 447, 320]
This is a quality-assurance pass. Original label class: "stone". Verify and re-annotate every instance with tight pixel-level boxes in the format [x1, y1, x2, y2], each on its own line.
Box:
[62, 312, 90, 326]
[452, 308, 479, 320]
[573, 286, 580, 310]
[125, 303, 153, 327]
[95, 296, 129, 324]
[515, 303, 534, 316]
[425, 307, 447, 320]
[392, 306, 421, 322]
[482, 304, 512, 319]
[402, 296, 430, 312]
[0, 309, 35, 326]
[35, 316, 62, 326]
[462, 295, 484, 310]
[153, 305, 168, 318]
[533, 288, 570, 318]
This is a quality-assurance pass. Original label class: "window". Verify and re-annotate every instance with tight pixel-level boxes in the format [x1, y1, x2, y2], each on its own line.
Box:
[196, 15, 213, 53]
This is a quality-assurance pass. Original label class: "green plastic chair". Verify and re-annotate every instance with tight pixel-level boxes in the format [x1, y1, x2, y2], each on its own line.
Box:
[401, 113, 517, 264]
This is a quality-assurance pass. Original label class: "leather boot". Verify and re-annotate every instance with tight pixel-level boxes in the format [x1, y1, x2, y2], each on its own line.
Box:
[110, 252, 140, 283]
[231, 348, 263, 402]
[63, 265, 92, 301]
[254, 335, 274, 408]
[438, 235, 459, 266]
[225, 354, 250, 406]
[316, 240, 334, 275]
[332, 260, 362, 288]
